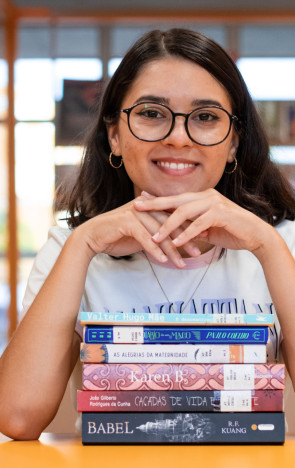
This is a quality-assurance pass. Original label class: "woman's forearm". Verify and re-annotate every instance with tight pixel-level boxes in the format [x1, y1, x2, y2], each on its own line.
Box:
[0, 228, 94, 439]
[253, 227, 295, 389]
[0, 197, 177, 439]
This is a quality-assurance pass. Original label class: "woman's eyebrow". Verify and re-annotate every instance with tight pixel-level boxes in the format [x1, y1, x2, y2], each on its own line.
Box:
[133, 95, 170, 105]
[133, 96, 223, 108]
[192, 98, 222, 107]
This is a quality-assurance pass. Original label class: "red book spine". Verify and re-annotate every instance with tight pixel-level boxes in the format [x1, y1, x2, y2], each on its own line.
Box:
[82, 363, 285, 391]
[77, 389, 284, 412]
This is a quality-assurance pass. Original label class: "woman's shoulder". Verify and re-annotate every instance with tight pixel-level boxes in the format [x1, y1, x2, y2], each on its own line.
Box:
[47, 225, 73, 245]
[28, 226, 73, 274]
[21, 226, 73, 316]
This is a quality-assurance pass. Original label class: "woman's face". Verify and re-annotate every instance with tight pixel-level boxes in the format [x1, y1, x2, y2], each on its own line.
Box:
[108, 57, 239, 197]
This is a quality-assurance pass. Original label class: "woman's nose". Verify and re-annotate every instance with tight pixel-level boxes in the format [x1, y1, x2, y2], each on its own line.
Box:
[162, 115, 194, 148]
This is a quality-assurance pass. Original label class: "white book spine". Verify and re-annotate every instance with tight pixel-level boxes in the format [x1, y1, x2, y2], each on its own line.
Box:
[80, 343, 266, 363]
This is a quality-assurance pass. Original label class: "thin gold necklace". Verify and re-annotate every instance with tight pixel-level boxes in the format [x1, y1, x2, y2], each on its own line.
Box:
[143, 246, 217, 314]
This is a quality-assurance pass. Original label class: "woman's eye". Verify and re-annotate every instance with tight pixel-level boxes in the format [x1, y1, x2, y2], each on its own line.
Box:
[138, 109, 164, 119]
[198, 113, 214, 121]
[145, 110, 160, 118]
[191, 111, 219, 124]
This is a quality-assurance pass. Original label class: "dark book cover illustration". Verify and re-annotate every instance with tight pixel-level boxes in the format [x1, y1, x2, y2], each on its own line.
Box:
[82, 411, 285, 444]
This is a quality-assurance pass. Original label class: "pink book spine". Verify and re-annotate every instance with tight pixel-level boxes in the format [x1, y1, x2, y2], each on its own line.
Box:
[82, 363, 285, 391]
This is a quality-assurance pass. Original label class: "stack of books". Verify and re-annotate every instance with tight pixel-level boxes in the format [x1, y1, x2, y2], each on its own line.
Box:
[77, 311, 285, 444]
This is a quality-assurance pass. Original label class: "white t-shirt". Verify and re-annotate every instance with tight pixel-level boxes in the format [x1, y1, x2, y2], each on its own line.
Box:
[22, 219, 295, 362]
[21, 219, 295, 430]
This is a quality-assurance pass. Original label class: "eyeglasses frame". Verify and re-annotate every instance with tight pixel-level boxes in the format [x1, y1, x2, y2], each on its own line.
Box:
[121, 102, 239, 147]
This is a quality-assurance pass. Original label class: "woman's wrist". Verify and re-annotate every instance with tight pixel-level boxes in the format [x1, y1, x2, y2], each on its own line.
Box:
[67, 223, 98, 264]
[251, 223, 286, 265]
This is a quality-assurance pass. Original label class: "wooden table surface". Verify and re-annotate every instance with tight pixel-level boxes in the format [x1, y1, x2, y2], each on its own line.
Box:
[1, 433, 295, 468]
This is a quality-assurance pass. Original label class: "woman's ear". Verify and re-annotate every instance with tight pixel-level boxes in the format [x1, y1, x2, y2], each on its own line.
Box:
[107, 124, 121, 155]
[227, 132, 239, 163]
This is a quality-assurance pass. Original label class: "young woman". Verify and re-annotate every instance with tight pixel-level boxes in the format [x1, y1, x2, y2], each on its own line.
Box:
[1, 28, 295, 440]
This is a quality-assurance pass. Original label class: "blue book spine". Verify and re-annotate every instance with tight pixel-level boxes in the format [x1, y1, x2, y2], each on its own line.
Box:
[80, 312, 275, 326]
[84, 326, 269, 344]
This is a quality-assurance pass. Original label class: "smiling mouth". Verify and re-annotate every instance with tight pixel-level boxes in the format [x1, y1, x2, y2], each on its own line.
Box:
[155, 161, 197, 170]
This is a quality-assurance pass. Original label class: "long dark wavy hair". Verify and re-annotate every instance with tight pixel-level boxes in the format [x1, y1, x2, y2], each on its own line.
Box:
[67, 28, 295, 228]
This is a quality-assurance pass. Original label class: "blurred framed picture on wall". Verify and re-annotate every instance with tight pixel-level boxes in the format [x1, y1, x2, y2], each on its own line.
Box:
[55, 79, 103, 146]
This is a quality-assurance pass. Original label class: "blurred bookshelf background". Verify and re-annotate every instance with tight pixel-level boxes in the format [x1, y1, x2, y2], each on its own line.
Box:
[2, 0, 295, 354]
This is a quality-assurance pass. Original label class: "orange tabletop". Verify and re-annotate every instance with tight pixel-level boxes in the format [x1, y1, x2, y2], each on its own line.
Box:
[1, 433, 295, 468]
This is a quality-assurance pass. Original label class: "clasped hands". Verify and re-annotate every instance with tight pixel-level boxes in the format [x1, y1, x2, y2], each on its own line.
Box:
[81, 188, 270, 268]
[133, 188, 270, 268]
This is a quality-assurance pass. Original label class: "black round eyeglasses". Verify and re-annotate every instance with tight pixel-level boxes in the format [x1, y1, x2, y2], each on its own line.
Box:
[121, 102, 239, 146]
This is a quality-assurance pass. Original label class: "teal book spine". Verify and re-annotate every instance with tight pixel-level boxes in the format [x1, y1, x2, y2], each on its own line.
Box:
[80, 312, 274, 327]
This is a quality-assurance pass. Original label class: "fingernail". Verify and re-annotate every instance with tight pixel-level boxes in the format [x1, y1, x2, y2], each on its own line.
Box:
[160, 254, 168, 263]
[178, 258, 186, 268]
[152, 232, 160, 241]
[172, 237, 181, 246]
[134, 200, 144, 206]
[192, 247, 201, 256]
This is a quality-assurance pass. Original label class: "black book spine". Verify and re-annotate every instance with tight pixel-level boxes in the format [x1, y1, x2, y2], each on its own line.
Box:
[82, 412, 285, 445]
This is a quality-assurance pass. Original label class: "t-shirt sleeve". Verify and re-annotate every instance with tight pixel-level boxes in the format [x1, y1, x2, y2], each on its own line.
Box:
[21, 226, 85, 340]
[20, 226, 83, 341]
[21, 227, 71, 317]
